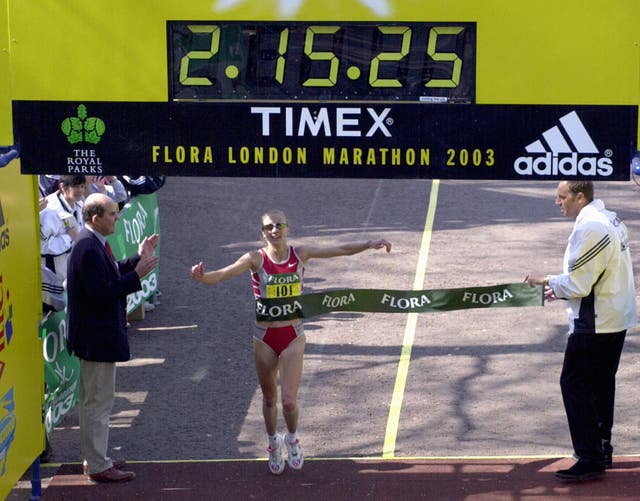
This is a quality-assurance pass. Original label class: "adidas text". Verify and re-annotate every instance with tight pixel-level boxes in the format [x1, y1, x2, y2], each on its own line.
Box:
[513, 152, 613, 177]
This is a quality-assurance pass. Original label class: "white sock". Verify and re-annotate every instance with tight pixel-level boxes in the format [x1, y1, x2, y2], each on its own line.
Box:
[268, 434, 279, 449]
[285, 431, 298, 443]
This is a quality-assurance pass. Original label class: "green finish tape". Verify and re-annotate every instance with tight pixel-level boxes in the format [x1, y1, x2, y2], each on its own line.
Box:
[256, 283, 543, 321]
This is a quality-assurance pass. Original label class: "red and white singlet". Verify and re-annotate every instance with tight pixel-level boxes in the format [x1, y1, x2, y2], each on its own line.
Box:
[251, 246, 304, 300]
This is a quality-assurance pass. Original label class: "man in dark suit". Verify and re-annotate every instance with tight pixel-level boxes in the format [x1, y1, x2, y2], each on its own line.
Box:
[67, 193, 159, 483]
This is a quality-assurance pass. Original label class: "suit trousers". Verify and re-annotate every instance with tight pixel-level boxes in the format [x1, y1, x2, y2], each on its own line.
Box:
[79, 359, 117, 474]
[560, 330, 626, 464]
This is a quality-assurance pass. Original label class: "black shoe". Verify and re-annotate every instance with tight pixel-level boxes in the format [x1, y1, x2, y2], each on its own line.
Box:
[602, 440, 613, 469]
[573, 450, 613, 469]
[556, 461, 605, 481]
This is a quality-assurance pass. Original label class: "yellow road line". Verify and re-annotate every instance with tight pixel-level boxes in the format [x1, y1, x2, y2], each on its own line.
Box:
[382, 179, 440, 459]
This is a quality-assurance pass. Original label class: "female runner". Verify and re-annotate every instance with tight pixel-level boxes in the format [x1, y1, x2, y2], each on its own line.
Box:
[191, 209, 391, 474]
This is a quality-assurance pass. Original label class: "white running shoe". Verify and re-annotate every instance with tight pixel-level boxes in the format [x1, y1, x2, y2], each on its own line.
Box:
[284, 434, 304, 470]
[267, 435, 285, 475]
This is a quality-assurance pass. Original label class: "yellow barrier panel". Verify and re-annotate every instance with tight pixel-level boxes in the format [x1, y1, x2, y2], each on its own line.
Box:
[0, 0, 13, 144]
[0, 160, 43, 500]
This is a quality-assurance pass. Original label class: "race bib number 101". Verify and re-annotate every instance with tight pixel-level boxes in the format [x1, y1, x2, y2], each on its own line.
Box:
[266, 273, 301, 298]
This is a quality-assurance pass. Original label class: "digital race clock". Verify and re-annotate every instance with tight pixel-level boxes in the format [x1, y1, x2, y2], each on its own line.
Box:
[167, 21, 476, 102]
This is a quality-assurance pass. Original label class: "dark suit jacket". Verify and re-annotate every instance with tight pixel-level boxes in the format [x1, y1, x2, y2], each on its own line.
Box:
[66, 228, 142, 362]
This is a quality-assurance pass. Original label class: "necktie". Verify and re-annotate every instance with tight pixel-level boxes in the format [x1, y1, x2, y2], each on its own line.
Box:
[105, 241, 119, 274]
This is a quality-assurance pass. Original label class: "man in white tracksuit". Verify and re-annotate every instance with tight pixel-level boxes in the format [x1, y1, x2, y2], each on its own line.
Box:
[527, 180, 637, 481]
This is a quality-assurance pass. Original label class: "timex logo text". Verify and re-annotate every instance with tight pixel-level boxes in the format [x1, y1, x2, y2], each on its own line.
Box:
[250, 106, 393, 138]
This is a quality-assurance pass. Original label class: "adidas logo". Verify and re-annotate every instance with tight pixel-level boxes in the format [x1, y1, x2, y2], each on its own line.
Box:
[513, 111, 613, 177]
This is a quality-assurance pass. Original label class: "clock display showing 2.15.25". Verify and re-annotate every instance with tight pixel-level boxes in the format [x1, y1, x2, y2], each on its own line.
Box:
[167, 21, 476, 102]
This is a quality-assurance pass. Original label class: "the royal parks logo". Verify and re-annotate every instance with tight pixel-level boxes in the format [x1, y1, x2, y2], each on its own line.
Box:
[61, 104, 106, 145]
[61, 104, 106, 173]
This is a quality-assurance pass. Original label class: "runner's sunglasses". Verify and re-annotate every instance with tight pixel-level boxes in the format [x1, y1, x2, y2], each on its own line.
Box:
[262, 222, 288, 231]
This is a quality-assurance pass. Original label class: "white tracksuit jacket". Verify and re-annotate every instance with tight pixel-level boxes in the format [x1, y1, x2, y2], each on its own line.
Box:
[548, 199, 637, 334]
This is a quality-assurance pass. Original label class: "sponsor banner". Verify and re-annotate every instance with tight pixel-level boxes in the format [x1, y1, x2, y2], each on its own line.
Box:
[256, 282, 543, 321]
[13, 101, 637, 180]
[108, 194, 161, 314]
[40, 311, 79, 436]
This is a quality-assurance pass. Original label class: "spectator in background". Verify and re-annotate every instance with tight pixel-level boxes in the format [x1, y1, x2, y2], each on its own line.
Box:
[38, 175, 61, 198]
[88, 176, 128, 205]
[117, 176, 166, 208]
[40, 203, 74, 312]
[40, 176, 87, 300]
[45, 175, 87, 234]
[39, 196, 67, 314]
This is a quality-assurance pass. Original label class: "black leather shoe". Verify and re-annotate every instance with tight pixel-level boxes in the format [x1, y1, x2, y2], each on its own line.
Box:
[84, 459, 126, 474]
[89, 467, 136, 483]
[573, 450, 612, 469]
[573, 456, 612, 469]
[602, 440, 613, 469]
[556, 461, 605, 481]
